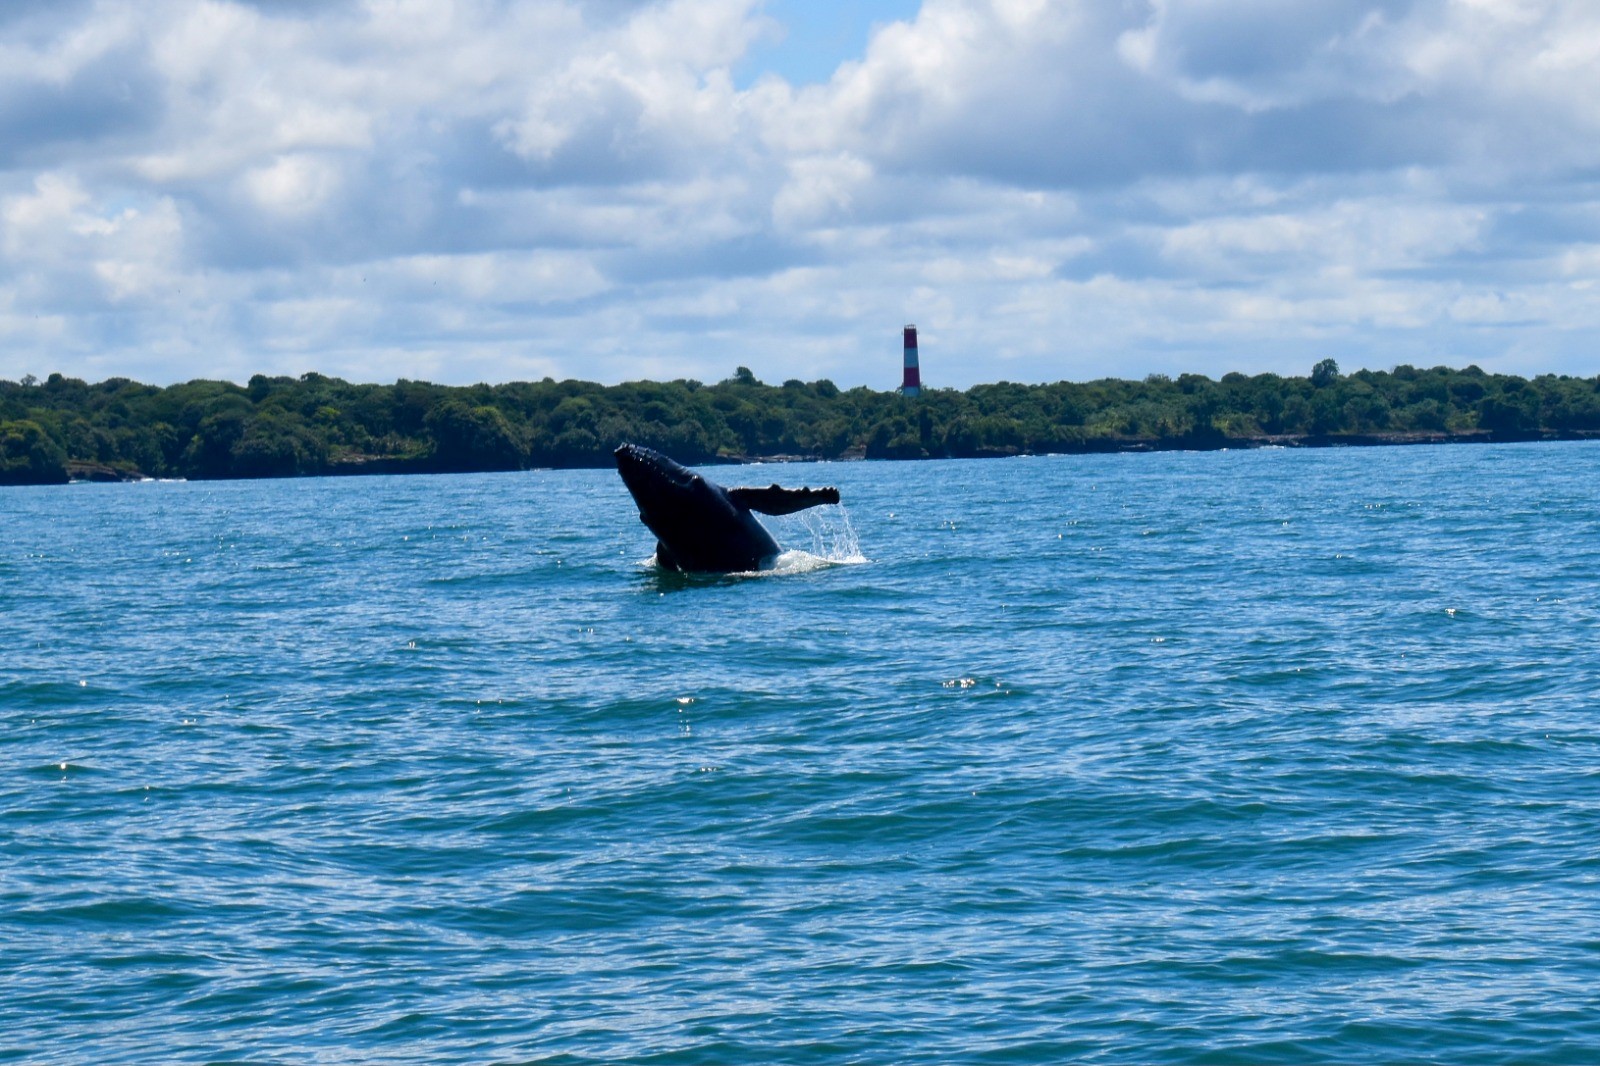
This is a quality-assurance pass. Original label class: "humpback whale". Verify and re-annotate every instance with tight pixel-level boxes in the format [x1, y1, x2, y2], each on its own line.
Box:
[614, 443, 840, 572]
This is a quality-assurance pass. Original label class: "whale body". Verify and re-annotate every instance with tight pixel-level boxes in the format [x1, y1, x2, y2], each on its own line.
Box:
[613, 443, 840, 572]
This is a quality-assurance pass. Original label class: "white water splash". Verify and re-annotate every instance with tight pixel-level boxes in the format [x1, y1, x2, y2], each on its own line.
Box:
[763, 503, 867, 566]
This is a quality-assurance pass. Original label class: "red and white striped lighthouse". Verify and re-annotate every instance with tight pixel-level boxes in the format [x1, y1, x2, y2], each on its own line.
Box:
[901, 324, 922, 397]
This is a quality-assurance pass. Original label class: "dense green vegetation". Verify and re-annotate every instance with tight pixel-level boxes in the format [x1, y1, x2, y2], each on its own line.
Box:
[3, 359, 1599, 484]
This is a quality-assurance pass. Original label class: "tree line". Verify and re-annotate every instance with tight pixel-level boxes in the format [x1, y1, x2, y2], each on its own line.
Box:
[3, 359, 1599, 485]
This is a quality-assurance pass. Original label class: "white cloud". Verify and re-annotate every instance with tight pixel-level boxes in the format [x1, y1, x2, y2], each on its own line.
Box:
[1158, 198, 1488, 277]
[772, 153, 873, 229]
[241, 154, 343, 214]
[3, 172, 185, 308]
[384, 251, 611, 304]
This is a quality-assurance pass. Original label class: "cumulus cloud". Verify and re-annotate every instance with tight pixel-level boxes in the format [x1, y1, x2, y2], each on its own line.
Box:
[0, 0, 1598, 388]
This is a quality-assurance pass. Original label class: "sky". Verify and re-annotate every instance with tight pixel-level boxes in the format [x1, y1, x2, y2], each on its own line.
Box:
[2, 0, 1599, 390]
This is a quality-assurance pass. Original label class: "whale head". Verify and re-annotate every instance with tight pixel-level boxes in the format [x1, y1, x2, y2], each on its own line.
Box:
[615, 443, 714, 510]
[614, 441, 733, 528]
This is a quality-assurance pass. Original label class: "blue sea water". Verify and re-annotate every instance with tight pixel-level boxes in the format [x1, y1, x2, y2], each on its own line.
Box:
[4, 443, 1599, 1064]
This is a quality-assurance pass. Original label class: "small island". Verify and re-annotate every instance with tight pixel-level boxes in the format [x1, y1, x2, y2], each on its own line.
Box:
[3, 359, 1598, 486]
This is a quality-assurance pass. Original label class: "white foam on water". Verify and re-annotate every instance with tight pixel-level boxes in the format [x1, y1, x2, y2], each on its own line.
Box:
[640, 547, 863, 578]
[765, 549, 847, 576]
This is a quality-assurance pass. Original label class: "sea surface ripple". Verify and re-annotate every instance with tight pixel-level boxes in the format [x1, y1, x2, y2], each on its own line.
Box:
[4, 443, 1599, 1064]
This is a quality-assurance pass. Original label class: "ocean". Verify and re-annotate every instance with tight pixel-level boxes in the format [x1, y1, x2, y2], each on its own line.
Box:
[4, 442, 1598, 1064]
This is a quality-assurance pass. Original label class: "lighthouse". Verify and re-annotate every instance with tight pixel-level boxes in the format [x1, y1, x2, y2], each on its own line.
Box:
[900, 324, 922, 397]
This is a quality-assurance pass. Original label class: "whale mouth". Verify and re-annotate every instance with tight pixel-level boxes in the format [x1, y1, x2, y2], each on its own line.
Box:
[611, 438, 700, 499]
[615, 443, 698, 491]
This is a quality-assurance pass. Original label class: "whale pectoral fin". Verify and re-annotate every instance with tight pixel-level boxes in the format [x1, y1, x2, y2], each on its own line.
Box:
[728, 485, 841, 515]
[654, 540, 683, 571]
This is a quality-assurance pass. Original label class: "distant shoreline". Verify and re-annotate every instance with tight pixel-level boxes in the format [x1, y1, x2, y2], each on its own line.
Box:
[56, 426, 1600, 484]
